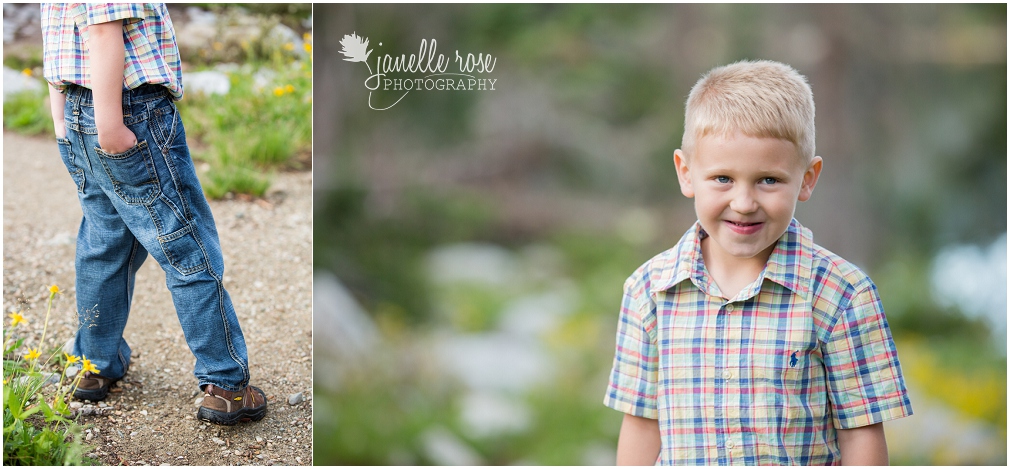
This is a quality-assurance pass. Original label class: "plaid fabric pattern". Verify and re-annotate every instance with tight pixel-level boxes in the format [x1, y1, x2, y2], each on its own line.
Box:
[42, 3, 183, 100]
[605, 219, 912, 465]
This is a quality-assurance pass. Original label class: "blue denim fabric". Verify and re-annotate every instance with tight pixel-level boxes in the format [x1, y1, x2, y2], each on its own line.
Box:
[56, 84, 250, 391]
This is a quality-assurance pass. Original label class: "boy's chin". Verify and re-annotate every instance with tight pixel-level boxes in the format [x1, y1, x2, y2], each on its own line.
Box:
[705, 233, 779, 261]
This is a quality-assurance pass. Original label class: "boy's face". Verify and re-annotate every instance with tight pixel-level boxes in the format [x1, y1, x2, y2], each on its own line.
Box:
[674, 133, 822, 266]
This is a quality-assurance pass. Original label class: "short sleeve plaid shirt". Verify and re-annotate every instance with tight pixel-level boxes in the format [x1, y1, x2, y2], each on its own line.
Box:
[41, 3, 183, 100]
[605, 219, 912, 465]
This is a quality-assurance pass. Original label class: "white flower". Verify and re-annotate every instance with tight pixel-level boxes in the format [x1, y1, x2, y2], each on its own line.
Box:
[339, 32, 372, 63]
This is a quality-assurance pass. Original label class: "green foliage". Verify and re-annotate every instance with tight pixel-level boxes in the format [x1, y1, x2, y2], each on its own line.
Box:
[3, 290, 95, 466]
[438, 285, 512, 332]
[3, 46, 44, 73]
[201, 164, 272, 200]
[3, 88, 54, 136]
[477, 388, 622, 465]
[180, 51, 311, 198]
[874, 251, 993, 340]
[315, 371, 458, 465]
[3, 389, 89, 466]
[315, 185, 499, 324]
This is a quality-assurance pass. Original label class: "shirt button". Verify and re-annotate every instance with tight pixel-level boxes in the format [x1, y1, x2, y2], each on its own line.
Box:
[726, 304, 735, 313]
[723, 370, 732, 380]
[727, 440, 735, 449]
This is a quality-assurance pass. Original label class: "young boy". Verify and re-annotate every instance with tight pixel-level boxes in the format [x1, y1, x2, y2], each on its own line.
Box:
[604, 60, 912, 465]
[42, 3, 267, 425]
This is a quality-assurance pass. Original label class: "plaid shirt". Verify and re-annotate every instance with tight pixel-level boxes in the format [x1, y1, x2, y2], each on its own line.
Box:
[42, 3, 183, 100]
[605, 219, 912, 465]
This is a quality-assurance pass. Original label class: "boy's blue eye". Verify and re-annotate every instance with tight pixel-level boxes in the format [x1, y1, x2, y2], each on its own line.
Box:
[715, 176, 731, 184]
[761, 177, 778, 184]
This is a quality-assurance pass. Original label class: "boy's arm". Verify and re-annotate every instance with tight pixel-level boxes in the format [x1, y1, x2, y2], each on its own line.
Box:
[49, 84, 66, 138]
[616, 414, 661, 465]
[85, 19, 136, 154]
[837, 422, 888, 465]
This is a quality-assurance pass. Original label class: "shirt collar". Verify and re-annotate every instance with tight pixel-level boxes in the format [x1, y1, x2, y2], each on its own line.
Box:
[651, 218, 813, 301]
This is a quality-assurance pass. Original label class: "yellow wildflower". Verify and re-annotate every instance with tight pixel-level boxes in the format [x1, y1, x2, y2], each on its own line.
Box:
[26, 348, 40, 361]
[22, 68, 31, 76]
[303, 43, 312, 53]
[81, 357, 100, 375]
[284, 42, 295, 51]
[273, 87, 285, 97]
[65, 353, 80, 364]
[302, 32, 311, 42]
[8, 311, 26, 327]
[213, 41, 223, 51]
[49, 284, 60, 294]
[285, 84, 295, 94]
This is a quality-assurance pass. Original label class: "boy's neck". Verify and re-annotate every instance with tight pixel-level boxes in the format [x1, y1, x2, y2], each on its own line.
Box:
[700, 237, 775, 300]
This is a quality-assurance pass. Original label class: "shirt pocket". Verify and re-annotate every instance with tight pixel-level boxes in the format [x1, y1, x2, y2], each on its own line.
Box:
[751, 326, 822, 421]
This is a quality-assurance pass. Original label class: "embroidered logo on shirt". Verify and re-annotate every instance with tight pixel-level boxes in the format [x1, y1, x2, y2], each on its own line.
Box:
[789, 350, 799, 367]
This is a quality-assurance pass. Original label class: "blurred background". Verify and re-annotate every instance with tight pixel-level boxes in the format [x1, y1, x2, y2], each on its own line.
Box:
[313, 4, 1006, 465]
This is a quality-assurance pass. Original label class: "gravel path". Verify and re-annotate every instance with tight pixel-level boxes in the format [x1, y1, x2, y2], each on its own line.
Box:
[2, 130, 312, 465]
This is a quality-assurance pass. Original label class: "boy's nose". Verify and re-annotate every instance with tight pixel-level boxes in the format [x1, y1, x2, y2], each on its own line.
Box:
[729, 188, 759, 214]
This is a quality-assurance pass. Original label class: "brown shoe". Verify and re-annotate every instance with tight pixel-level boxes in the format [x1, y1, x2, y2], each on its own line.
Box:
[196, 384, 268, 425]
[73, 371, 122, 402]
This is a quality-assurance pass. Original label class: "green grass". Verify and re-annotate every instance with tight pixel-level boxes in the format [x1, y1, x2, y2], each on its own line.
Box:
[201, 164, 273, 199]
[3, 87, 54, 136]
[180, 56, 312, 198]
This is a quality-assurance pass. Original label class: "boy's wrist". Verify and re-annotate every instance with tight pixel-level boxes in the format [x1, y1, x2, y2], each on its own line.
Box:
[94, 97, 127, 132]
[95, 114, 125, 131]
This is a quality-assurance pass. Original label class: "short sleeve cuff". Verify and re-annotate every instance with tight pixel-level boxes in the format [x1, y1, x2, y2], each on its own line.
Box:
[603, 372, 658, 419]
[831, 390, 913, 429]
[87, 4, 146, 25]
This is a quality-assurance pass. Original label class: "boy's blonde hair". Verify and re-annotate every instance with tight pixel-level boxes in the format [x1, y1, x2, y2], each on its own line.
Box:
[681, 60, 815, 161]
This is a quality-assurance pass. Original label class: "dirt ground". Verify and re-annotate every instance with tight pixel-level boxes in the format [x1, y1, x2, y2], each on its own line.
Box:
[2, 131, 313, 465]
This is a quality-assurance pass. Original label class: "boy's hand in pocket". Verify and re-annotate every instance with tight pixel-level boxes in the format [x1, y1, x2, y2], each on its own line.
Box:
[98, 122, 138, 154]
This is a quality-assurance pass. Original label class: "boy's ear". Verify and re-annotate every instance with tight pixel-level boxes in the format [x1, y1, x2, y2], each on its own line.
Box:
[673, 149, 694, 198]
[798, 156, 823, 202]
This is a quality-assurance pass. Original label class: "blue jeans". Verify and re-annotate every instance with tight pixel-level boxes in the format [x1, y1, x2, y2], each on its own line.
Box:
[56, 84, 250, 392]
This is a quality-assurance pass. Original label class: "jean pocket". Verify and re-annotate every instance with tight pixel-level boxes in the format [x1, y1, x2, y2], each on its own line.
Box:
[56, 137, 85, 193]
[95, 140, 161, 205]
[157, 223, 208, 275]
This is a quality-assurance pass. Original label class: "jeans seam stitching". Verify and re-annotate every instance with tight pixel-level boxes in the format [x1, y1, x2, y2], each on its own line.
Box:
[157, 112, 193, 221]
[191, 227, 249, 386]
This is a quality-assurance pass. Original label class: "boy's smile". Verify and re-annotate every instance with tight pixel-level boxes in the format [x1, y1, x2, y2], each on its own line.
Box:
[674, 133, 822, 283]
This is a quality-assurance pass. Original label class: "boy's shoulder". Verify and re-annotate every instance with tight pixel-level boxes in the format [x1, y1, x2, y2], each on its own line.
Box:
[805, 235, 881, 324]
[807, 239, 875, 293]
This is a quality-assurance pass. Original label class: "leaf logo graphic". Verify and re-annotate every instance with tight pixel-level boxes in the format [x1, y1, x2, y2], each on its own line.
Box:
[340, 32, 372, 65]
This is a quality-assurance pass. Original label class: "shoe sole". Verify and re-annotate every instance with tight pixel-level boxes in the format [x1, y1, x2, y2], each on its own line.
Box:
[73, 376, 122, 402]
[73, 386, 111, 402]
[196, 404, 268, 425]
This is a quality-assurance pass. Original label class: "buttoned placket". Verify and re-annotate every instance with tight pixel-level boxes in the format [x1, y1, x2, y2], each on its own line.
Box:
[718, 293, 753, 464]
[714, 297, 735, 463]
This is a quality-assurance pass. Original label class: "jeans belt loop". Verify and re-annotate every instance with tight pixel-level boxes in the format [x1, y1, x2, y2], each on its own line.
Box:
[122, 86, 132, 117]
